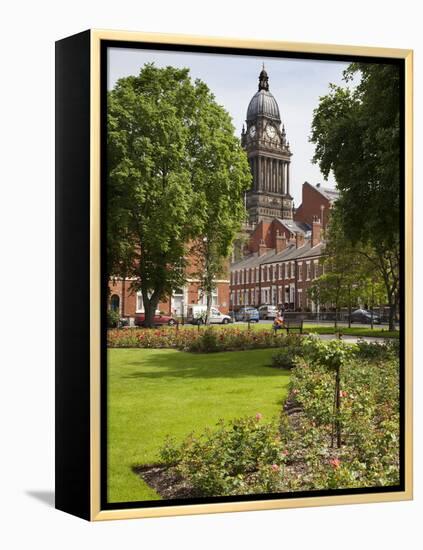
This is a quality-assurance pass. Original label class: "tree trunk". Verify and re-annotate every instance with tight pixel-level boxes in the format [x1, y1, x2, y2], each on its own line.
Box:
[388, 299, 396, 331]
[205, 290, 212, 325]
[348, 287, 351, 329]
[142, 289, 160, 329]
[335, 365, 341, 448]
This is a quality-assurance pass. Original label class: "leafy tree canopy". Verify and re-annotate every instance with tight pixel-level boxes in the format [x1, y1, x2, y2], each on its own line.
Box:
[310, 62, 400, 249]
[107, 64, 251, 325]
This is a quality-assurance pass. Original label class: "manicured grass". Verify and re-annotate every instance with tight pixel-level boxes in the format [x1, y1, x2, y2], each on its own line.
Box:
[304, 325, 399, 338]
[108, 348, 290, 503]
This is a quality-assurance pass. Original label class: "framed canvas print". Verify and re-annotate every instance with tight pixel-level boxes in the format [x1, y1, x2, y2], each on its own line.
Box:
[55, 29, 413, 521]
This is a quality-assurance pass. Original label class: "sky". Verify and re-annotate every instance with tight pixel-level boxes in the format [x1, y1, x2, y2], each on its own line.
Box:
[108, 47, 350, 206]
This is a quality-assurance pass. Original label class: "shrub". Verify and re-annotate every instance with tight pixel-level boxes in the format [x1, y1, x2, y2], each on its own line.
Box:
[189, 327, 219, 353]
[107, 309, 120, 328]
[354, 338, 400, 361]
[159, 415, 287, 496]
[271, 335, 303, 369]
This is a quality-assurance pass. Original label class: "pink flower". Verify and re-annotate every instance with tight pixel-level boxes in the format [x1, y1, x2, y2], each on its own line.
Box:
[282, 450, 289, 457]
[292, 389, 299, 395]
[271, 464, 280, 472]
[339, 390, 348, 398]
[255, 413, 263, 421]
[329, 458, 341, 469]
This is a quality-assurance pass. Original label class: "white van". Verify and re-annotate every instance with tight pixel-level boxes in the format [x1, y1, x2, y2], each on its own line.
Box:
[188, 304, 232, 325]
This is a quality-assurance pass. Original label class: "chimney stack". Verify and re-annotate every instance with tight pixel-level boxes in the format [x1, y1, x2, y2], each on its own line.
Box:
[258, 239, 267, 257]
[312, 216, 322, 247]
[295, 232, 305, 248]
[275, 231, 287, 254]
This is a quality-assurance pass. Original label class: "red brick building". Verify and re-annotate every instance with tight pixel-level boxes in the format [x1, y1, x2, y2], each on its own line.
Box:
[109, 255, 230, 321]
[109, 277, 230, 320]
[230, 182, 336, 312]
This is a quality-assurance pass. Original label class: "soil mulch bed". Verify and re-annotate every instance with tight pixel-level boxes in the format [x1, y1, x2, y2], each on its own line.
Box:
[133, 464, 201, 500]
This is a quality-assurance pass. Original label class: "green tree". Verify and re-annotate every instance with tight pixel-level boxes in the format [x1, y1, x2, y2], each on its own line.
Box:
[107, 64, 250, 327]
[310, 63, 400, 329]
[188, 98, 251, 323]
[309, 210, 386, 328]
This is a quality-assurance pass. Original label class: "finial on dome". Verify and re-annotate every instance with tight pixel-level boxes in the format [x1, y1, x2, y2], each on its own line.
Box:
[258, 64, 269, 91]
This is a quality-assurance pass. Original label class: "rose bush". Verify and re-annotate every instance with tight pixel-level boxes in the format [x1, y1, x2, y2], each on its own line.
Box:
[108, 326, 283, 352]
[279, 341, 400, 490]
[159, 415, 287, 496]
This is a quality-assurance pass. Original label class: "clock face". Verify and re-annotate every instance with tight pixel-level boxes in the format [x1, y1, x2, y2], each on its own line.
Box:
[266, 124, 276, 138]
[249, 125, 256, 137]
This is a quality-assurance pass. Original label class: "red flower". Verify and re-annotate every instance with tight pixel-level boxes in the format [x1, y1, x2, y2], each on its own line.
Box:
[329, 458, 341, 469]
[339, 390, 348, 398]
[255, 413, 263, 421]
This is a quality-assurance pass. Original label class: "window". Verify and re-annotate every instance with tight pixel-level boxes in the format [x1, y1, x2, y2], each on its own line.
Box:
[136, 291, 144, 313]
[306, 262, 311, 280]
[297, 289, 303, 308]
[198, 288, 218, 306]
[110, 294, 120, 312]
[298, 262, 303, 282]
[291, 262, 295, 278]
[314, 260, 319, 279]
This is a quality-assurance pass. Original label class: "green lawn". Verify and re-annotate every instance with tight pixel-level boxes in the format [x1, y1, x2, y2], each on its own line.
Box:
[108, 347, 290, 503]
[304, 325, 399, 338]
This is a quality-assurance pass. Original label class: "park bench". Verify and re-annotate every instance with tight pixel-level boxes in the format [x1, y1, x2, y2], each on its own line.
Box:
[273, 319, 304, 335]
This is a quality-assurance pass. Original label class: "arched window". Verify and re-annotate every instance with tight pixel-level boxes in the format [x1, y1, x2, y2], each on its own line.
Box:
[110, 294, 120, 312]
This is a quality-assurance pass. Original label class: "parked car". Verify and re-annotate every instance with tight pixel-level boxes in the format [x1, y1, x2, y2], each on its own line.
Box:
[134, 312, 178, 327]
[187, 304, 232, 325]
[350, 309, 381, 324]
[258, 305, 278, 320]
[234, 306, 260, 322]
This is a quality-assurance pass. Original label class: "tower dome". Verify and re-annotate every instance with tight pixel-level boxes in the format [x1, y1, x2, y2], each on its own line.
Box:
[246, 66, 281, 122]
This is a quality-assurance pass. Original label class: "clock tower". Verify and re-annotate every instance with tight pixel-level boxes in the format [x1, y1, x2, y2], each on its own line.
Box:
[241, 66, 293, 226]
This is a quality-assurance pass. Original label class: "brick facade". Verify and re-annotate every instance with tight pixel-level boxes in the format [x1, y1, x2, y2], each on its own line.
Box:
[109, 278, 230, 319]
[230, 182, 337, 312]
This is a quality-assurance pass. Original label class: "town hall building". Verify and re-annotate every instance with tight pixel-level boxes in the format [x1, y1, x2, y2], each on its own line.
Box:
[230, 67, 338, 312]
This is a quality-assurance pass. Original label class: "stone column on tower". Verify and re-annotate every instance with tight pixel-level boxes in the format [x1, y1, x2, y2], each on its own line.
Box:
[287, 162, 290, 196]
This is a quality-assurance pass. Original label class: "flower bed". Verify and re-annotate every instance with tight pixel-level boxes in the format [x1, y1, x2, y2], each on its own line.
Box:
[107, 326, 282, 352]
[279, 350, 400, 490]
[148, 338, 400, 496]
